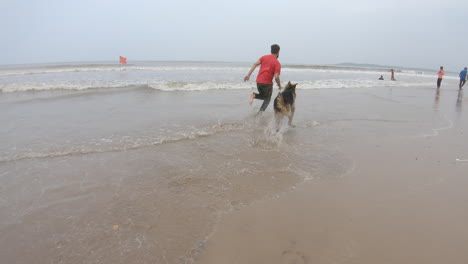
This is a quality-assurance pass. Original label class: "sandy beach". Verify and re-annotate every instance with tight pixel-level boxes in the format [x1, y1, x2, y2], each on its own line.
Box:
[196, 87, 468, 264]
[1, 62, 467, 263]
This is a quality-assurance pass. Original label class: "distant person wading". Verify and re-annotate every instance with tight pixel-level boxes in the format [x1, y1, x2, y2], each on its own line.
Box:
[437, 66, 445, 89]
[459, 67, 467, 90]
[244, 44, 282, 114]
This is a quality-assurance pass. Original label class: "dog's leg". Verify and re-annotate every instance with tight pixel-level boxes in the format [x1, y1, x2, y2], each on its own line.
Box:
[275, 113, 282, 132]
[288, 104, 296, 127]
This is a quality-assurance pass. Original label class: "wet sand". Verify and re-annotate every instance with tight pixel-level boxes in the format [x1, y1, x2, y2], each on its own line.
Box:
[2, 83, 467, 263]
[196, 87, 468, 264]
[0, 87, 342, 264]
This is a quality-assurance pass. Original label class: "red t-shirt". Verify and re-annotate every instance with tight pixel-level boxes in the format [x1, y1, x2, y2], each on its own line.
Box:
[256, 55, 281, 85]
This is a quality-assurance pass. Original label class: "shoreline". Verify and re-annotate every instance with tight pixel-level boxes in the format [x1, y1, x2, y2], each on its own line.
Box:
[195, 86, 468, 264]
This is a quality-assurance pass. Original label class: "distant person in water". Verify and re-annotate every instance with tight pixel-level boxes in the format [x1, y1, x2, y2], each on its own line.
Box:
[459, 67, 467, 90]
[437, 66, 445, 89]
[390, 69, 396, 81]
[244, 44, 282, 114]
[379, 75, 384, 80]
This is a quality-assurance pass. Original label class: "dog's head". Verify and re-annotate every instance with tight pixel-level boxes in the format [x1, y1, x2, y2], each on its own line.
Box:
[285, 81, 297, 92]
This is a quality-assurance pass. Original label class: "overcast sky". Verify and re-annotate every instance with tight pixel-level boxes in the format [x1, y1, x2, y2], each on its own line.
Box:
[2, 0, 468, 70]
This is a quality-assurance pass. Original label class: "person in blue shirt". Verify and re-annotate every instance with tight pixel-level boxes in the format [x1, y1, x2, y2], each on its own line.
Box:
[459, 67, 467, 90]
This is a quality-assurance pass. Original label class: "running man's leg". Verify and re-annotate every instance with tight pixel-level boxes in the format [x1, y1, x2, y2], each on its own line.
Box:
[250, 83, 266, 105]
[254, 83, 270, 100]
[257, 84, 273, 112]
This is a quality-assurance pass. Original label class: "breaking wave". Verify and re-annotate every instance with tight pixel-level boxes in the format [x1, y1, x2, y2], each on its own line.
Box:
[0, 65, 247, 77]
[1, 79, 435, 93]
[0, 63, 441, 77]
[0, 121, 251, 163]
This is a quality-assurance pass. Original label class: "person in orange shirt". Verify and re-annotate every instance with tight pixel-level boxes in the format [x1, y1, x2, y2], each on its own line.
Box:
[437, 66, 445, 89]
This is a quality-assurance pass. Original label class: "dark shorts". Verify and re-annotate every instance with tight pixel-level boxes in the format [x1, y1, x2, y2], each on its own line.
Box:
[254, 83, 273, 112]
[255, 83, 273, 100]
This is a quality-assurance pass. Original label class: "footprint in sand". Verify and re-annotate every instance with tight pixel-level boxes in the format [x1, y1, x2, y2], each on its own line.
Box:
[281, 250, 309, 264]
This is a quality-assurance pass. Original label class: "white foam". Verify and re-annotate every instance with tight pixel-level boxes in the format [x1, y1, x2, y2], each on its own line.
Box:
[1, 79, 435, 93]
[0, 65, 246, 77]
[297, 79, 433, 89]
[147, 82, 251, 91]
[0, 121, 250, 162]
[0, 81, 136, 92]
[0, 62, 446, 93]
[0, 63, 446, 79]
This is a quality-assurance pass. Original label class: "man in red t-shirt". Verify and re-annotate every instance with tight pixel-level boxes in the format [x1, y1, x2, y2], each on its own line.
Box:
[244, 44, 282, 113]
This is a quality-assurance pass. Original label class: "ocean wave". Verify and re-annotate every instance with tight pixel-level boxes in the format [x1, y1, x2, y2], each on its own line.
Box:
[0, 81, 255, 92]
[0, 79, 436, 93]
[0, 63, 444, 77]
[0, 121, 250, 163]
[148, 82, 253, 91]
[300, 79, 435, 88]
[0, 81, 138, 92]
[0, 65, 246, 77]
[148, 79, 434, 91]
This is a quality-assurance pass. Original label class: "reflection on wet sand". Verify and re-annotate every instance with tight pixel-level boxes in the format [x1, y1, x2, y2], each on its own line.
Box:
[456, 89, 463, 113]
[433, 88, 440, 111]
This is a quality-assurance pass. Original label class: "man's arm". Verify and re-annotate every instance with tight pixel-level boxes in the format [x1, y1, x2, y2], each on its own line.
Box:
[274, 73, 281, 89]
[244, 60, 261, 82]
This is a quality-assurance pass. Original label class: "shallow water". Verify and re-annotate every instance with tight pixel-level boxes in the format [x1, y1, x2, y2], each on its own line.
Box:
[1, 86, 353, 263]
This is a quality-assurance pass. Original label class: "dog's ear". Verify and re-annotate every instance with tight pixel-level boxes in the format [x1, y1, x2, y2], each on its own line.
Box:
[292, 83, 297, 90]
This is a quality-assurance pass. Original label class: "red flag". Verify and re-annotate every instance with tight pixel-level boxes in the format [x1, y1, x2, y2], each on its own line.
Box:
[119, 56, 127, 64]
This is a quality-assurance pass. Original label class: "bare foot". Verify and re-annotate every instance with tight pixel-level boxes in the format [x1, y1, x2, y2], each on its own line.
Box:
[248, 93, 255, 105]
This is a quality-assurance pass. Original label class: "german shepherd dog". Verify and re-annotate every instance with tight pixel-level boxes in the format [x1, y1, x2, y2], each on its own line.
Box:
[273, 81, 297, 129]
